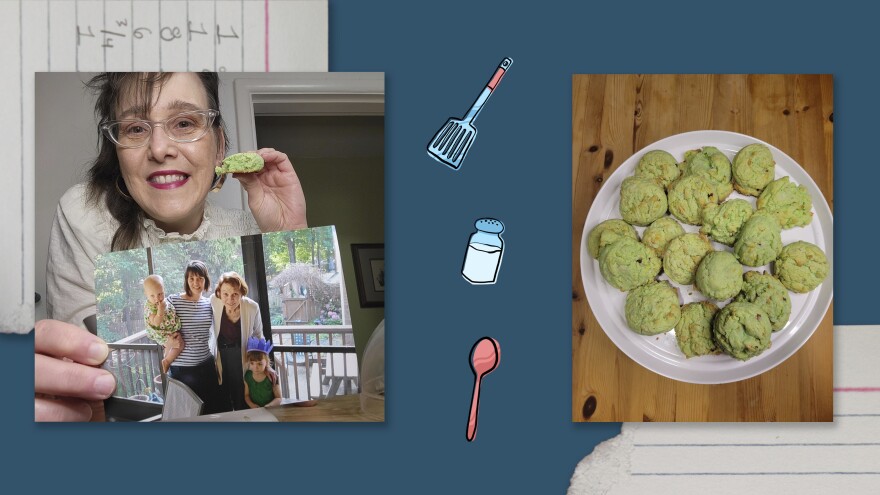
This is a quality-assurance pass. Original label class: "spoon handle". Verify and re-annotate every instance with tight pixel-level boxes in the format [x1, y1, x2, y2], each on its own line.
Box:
[466, 375, 482, 441]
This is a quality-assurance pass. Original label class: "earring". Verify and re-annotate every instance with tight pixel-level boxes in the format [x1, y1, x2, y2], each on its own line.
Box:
[115, 177, 133, 201]
[211, 172, 227, 192]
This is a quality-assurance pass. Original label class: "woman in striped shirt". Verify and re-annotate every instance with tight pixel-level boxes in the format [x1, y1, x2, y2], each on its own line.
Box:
[163, 260, 223, 415]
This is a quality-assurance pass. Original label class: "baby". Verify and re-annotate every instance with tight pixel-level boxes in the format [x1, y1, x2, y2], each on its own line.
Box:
[142, 274, 183, 372]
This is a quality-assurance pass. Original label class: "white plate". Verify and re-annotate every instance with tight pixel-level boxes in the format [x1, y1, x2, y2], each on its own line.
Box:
[579, 130, 833, 384]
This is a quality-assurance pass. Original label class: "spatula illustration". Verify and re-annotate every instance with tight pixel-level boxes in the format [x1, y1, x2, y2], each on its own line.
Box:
[428, 57, 512, 170]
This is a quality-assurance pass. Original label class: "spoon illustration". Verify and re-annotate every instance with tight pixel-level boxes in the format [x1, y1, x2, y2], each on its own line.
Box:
[467, 337, 501, 442]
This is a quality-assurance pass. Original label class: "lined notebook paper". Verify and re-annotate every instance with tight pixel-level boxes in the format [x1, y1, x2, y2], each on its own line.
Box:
[569, 326, 880, 494]
[0, 0, 327, 333]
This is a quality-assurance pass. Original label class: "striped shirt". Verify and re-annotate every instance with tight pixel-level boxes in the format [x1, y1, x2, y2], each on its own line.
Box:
[167, 294, 213, 367]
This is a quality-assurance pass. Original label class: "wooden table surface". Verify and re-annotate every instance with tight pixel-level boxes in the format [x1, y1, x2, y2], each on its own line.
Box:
[269, 394, 384, 422]
[169, 394, 384, 422]
[571, 74, 833, 422]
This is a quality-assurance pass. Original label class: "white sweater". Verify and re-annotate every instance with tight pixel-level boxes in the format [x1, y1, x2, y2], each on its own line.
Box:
[46, 183, 260, 327]
[210, 295, 263, 384]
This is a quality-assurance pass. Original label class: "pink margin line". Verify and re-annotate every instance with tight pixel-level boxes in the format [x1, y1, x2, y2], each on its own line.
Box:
[834, 387, 880, 392]
[264, 0, 270, 71]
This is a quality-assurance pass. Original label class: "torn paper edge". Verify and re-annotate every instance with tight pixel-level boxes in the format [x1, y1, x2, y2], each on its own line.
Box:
[567, 423, 638, 495]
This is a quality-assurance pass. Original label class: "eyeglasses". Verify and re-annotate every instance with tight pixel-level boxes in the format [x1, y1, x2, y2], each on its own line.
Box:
[100, 109, 219, 148]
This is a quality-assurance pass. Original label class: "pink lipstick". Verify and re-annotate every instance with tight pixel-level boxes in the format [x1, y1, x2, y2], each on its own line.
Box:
[147, 170, 190, 190]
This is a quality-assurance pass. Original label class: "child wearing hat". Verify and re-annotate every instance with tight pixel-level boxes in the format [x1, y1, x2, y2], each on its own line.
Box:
[244, 337, 282, 408]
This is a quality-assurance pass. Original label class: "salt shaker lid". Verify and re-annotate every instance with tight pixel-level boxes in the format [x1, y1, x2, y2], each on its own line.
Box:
[475, 218, 504, 234]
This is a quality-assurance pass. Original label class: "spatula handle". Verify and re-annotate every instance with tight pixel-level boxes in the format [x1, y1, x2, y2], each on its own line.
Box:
[463, 57, 513, 123]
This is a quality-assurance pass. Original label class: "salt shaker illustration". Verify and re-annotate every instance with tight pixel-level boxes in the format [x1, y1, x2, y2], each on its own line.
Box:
[462, 218, 505, 285]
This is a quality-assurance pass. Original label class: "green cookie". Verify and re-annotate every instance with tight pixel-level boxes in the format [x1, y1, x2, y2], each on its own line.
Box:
[216, 152, 265, 174]
[756, 176, 813, 229]
[701, 199, 754, 246]
[774, 241, 829, 293]
[683, 146, 734, 201]
[635, 150, 681, 189]
[713, 302, 772, 361]
[732, 143, 775, 196]
[663, 233, 714, 285]
[736, 271, 791, 331]
[695, 251, 744, 301]
[733, 213, 782, 267]
[598, 237, 661, 291]
[586, 219, 639, 259]
[619, 176, 668, 226]
[667, 174, 718, 225]
[642, 217, 685, 255]
[625, 281, 681, 336]
[676, 301, 721, 358]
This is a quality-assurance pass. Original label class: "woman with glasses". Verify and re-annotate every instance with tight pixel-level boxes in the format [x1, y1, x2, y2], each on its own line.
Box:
[35, 72, 307, 421]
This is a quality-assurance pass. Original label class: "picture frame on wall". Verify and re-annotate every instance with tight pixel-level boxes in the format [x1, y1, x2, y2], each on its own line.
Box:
[352, 244, 384, 307]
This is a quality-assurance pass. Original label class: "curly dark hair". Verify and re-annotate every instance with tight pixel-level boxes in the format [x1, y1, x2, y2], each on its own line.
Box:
[84, 73, 229, 251]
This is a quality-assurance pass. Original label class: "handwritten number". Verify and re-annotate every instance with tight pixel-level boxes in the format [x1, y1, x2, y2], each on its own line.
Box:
[100, 30, 125, 49]
[188, 21, 209, 42]
[216, 25, 239, 44]
[160, 26, 182, 42]
[133, 27, 152, 40]
[79, 19, 241, 50]
[76, 25, 95, 46]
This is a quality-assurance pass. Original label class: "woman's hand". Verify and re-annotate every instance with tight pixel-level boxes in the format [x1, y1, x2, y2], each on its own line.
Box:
[234, 148, 307, 233]
[267, 365, 278, 385]
[34, 319, 116, 422]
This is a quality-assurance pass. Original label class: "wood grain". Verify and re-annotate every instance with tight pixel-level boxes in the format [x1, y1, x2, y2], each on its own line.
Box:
[572, 74, 833, 422]
[268, 394, 383, 422]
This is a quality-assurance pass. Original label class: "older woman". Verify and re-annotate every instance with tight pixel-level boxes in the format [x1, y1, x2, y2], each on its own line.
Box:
[211, 272, 264, 411]
[35, 72, 307, 421]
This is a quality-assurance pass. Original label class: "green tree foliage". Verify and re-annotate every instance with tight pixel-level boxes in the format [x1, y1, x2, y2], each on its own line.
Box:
[151, 237, 244, 296]
[262, 226, 343, 325]
[263, 226, 336, 277]
[94, 238, 245, 343]
[95, 249, 149, 343]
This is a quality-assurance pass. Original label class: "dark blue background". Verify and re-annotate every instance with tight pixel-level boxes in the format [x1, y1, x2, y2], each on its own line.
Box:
[6, 0, 869, 492]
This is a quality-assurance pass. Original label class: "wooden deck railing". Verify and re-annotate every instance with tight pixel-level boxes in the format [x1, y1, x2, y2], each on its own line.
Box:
[271, 325, 359, 400]
[105, 325, 359, 403]
[106, 342, 165, 401]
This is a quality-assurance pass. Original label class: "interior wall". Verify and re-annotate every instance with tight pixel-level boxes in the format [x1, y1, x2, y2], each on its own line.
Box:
[35, 73, 99, 321]
[255, 115, 385, 359]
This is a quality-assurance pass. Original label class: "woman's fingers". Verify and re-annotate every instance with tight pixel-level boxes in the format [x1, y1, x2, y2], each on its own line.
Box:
[256, 148, 288, 166]
[232, 147, 307, 231]
[34, 353, 117, 400]
[34, 320, 115, 422]
[234, 148, 293, 180]
[34, 319, 109, 366]
[34, 395, 94, 422]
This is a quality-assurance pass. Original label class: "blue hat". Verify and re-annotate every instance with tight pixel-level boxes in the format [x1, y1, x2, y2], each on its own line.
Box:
[246, 337, 273, 355]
